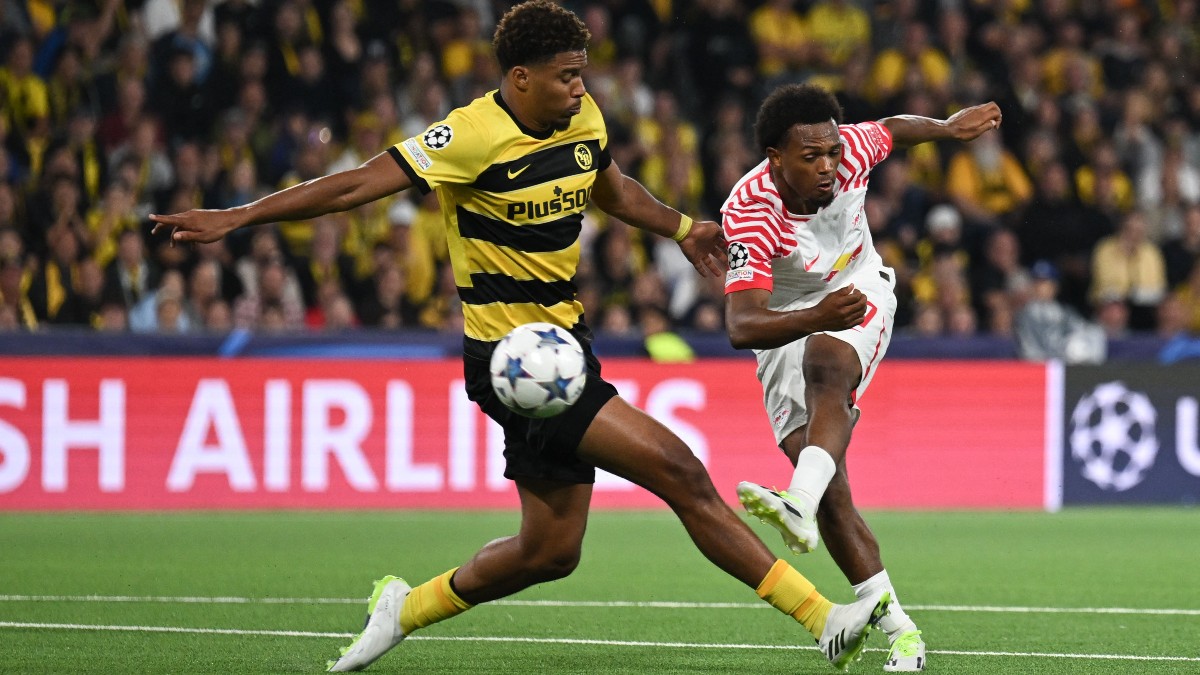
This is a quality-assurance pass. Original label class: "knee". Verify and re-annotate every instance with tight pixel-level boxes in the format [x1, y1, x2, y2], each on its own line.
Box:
[521, 543, 582, 583]
[653, 449, 722, 507]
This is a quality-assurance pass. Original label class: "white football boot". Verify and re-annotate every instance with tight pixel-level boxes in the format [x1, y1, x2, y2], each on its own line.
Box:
[883, 629, 926, 672]
[327, 575, 411, 672]
[737, 482, 820, 554]
[819, 591, 891, 671]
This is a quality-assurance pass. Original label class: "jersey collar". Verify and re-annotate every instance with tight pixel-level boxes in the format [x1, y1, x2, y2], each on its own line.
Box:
[492, 91, 556, 140]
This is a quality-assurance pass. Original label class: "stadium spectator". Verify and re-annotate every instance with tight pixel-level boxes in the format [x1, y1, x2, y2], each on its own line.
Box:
[102, 227, 157, 311]
[1162, 204, 1200, 289]
[1016, 160, 1113, 315]
[322, 0, 364, 108]
[149, 5, 891, 673]
[805, 0, 870, 72]
[1090, 210, 1168, 331]
[83, 178, 138, 269]
[203, 298, 233, 332]
[1075, 139, 1135, 215]
[867, 20, 951, 106]
[701, 95, 757, 217]
[969, 227, 1031, 333]
[1138, 144, 1200, 243]
[944, 130, 1034, 232]
[0, 36, 50, 172]
[684, 0, 756, 109]
[910, 203, 970, 313]
[129, 267, 190, 333]
[235, 252, 305, 331]
[637, 91, 704, 216]
[107, 116, 173, 203]
[1015, 260, 1106, 363]
[356, 264, 414, 328]
[747, 0, 810, 88]
[186, 258, 224, 328]
[295, 217, 357, 309]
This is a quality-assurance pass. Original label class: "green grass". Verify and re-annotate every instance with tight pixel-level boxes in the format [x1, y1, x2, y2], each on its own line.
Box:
[1, 508, 1197, 673]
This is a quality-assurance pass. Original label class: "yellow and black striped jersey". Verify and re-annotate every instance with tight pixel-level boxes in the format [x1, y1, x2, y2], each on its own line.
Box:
[389, 90, 611, 358]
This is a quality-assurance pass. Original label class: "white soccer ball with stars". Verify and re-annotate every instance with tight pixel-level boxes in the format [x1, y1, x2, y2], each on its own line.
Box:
[490, 322, 587, 418]
[1068, 381, 1159, 491]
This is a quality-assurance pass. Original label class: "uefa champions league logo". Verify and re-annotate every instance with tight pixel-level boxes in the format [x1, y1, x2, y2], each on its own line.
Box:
[1069, 382, 1159, 492]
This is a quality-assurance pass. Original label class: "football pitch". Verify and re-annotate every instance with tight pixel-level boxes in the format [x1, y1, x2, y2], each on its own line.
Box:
[1, 508, 1196, 673]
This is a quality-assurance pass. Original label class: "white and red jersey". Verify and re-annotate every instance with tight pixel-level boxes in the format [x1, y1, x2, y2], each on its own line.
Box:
[722, 121, 893, 310]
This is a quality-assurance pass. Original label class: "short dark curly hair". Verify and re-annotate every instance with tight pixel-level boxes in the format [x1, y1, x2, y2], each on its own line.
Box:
[493, 1, 590, 72]
[753, 84, 844, 153]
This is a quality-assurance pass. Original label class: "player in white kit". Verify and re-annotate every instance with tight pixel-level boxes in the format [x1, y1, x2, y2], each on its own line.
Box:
[722, 84, 1002, 672]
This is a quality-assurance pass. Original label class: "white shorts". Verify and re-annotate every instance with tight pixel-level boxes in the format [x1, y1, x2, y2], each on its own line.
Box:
[755, 265, 897, 445]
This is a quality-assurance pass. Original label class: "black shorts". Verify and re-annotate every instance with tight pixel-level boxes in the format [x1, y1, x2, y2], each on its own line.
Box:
[463, 344, 618, 485]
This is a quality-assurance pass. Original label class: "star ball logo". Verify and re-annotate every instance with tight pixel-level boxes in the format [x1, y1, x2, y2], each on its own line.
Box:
[728, 242, 749, 269]
[423, 124, 453, 150]
[1068, 381, 1159, 491]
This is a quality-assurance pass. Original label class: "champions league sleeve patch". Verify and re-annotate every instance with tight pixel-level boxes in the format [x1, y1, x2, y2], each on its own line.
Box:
[728, 242, 750, 269]
[423, 124, 453, 150]
[402, 138, 433, 170]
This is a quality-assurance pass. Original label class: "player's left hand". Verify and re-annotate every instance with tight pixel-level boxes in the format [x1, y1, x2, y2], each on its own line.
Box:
[945, 102, 1002, 142]
[679, 219, 727, 277]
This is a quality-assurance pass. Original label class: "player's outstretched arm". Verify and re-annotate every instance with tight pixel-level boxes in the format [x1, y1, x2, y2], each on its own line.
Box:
[880, 101, 1002, 148]
[591, 162, 726, 277]
[150, 151, 413, 244]
[726, 285, 868, 350]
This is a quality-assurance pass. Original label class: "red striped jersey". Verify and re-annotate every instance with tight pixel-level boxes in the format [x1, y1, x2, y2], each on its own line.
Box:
[721, 121, 893, 307]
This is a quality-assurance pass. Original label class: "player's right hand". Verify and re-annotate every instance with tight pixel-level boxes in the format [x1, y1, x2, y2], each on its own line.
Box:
[149, 209, 242, 245]
[808, 284, 868, 331]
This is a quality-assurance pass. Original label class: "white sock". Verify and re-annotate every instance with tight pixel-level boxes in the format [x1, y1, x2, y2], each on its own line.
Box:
[853, 570, 917, 639]
[786, 446, 836, 513]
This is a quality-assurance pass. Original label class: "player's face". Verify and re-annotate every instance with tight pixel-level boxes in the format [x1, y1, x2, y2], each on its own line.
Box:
[769, 120, 842, 212]
[528, 50, 588, 131]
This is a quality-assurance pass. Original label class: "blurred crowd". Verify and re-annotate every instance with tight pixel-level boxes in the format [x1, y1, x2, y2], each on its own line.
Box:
[0, 0, 1198, 351]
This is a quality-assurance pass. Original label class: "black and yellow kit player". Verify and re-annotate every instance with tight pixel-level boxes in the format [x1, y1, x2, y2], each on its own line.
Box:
[389, 89, 618, 485]
[389, 90, 610, 361]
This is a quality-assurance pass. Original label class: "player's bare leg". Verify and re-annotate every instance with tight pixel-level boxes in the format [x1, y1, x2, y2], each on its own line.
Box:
[576, 396, 776, 587]
[800, 335, 861, 462]
[451, 477, 592, 603]
[578, 396, 890, 668]
[817, 465, 924, 671]
[739, 335, 860, 554]
[796, 336, 925, 670]
[328, 477, 590, 671]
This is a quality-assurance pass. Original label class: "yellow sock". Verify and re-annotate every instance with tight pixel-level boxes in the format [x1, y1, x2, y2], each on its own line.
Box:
[399, 567, 473, 635]
[756, 559, 833, 637]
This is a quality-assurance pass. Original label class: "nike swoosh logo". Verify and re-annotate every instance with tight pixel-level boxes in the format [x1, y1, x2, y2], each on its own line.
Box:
[507, 164, 531, 179]
[804, 253, 821, 271]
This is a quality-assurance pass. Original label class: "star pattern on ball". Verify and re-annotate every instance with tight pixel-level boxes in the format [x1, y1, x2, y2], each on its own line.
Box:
[534, 328, 571, 347]
[503, 355, 526, 390]
[541, 373, 576, 402]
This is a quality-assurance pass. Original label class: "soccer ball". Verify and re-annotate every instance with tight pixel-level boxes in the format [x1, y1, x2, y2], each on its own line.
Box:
[489, 322, 587, 418]
[1068, 381, 1159, 491]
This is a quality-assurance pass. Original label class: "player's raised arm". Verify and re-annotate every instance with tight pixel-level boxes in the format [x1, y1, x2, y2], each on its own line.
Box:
[880, 101, 1002, 148]
[149, 151, 413, 244]
[590, 161, 726, 277]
